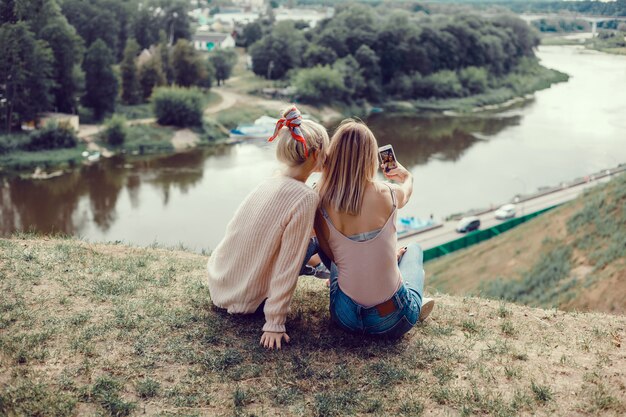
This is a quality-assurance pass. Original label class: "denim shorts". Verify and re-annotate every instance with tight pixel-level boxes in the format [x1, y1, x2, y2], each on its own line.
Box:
[329, 278, 421, 339]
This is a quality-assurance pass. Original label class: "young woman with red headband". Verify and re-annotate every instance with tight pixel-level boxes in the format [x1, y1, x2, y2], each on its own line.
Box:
[315, 119, 435, 338]
[207, 106, 329, 350]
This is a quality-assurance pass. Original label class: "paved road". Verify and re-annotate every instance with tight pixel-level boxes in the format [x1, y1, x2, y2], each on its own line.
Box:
[399, 173, 616, 250]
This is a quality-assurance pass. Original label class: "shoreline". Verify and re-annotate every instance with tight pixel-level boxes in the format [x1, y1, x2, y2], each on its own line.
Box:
[0, 59, 571, 178]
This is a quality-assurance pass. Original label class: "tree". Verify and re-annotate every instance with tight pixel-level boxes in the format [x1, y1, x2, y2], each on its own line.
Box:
[459, 66, 488, 95]
[170, 39, 204, 87]
[249, 21, 307, 80]
[209, 49, 237, 86]
[0, 22, 54, 132]
[139, 52, 166, 100]
[152, 87, 203, 127]
[354, 44, 382, 100]
[102, 115, 127, 146]
[303, 44, 338, 67]
[61, 1, 120, 57]
[293, 65, 345, 104]
[120, 38, 142, 104]
[39, 18, 85, 114]
[82, 40, 118, 120]
[333, 55, 365, 101]
[241, 21, 263, 48]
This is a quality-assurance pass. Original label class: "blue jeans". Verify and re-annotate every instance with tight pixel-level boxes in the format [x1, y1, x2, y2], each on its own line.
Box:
[327, 243, 425, 338]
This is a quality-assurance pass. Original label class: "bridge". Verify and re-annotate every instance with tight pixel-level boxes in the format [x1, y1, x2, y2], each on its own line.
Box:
[519, 13, 626, 36]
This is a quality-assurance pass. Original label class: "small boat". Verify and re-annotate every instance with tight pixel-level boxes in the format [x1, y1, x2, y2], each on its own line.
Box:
[230, 116, 278, 139]
[397, 216, 437, 238]
[86, 151, 101, 162]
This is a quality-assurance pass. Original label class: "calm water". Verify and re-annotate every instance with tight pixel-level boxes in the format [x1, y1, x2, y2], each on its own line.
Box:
[1, 46, 625, 251]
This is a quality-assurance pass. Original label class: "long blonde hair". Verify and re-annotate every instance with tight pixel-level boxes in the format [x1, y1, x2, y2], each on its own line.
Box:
[318, 119, 379, 215]
[274, 108, 329, 167]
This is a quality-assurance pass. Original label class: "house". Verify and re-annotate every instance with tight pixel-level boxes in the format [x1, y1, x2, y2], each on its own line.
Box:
[192, 32, 236, 51]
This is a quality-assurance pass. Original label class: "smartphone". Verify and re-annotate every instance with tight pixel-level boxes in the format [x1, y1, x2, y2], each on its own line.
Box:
[378, 144, 398, 173]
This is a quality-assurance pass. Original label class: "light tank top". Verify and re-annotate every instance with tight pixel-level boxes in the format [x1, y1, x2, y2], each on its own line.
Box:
[321, 185, 402, 307]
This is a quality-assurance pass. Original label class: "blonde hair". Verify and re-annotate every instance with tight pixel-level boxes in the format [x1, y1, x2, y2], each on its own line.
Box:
[274, 108, 329, 167]
[318, 119, 379, 216]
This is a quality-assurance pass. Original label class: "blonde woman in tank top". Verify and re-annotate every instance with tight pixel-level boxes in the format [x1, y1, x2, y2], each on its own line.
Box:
[314, 120, 435, 338]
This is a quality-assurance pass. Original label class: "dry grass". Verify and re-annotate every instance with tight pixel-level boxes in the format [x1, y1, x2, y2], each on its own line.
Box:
[1, 236, 625, 416]
[427, 173, 626, 315]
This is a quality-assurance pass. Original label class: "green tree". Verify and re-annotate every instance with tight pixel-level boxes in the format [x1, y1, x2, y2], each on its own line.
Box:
[241, 21, 263, 47]
[459, 66, 488, 95]
[354, 44, 382, 100]
[293, 65, 345, 105]
[197, 60, 215, 90]
[170, 39, 204, 87]
[303, 44, 338, 67]
[61, 1, 120, 56]
[39, 18, 85, 114]
[120, 38, 142, 104]
[333, 55, 365, 101]
[0, 22, 54, 132]
[152, 87, 203, 127]
[249, 21, 307, 80]
[102, 115, 127, 146]
[82, 39, 118, 120]
[138, 52, 166, 100]
[209, 49, 237, 86]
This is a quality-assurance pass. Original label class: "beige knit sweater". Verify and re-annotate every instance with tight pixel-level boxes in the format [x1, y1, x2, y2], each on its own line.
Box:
[207, 176, 319, 333]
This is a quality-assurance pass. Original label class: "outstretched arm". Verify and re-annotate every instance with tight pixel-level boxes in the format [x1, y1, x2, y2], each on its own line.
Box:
[382, 162, 413, 209]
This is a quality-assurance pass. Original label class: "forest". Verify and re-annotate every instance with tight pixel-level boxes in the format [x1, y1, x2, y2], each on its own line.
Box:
[248, 5, 543, 105]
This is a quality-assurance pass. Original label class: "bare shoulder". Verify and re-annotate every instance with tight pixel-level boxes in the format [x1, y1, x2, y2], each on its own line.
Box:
[369, 181, 395, 207]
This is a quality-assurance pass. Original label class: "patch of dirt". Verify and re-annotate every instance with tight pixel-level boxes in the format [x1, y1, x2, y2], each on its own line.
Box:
[171, 129, 200, 151]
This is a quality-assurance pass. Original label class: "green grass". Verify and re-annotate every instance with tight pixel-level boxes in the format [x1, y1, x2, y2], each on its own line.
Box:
[120, 124, 175, 154]
[0, 144, 87, 172]
[214, 104, 272, 130]
[115, 103, 153, 120]
[0, 236, 624, 416]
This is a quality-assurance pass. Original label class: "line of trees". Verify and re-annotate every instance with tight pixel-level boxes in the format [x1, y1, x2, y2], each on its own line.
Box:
[249, 5, 540, 104]
[0, 0, 237, 133]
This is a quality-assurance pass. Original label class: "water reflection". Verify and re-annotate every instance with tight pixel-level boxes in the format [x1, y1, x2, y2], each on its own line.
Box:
[366, 113, 522, 166]
[0, 146, 233, 238]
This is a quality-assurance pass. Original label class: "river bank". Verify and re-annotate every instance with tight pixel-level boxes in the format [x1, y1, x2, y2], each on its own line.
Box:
[0, 60, 569, 178]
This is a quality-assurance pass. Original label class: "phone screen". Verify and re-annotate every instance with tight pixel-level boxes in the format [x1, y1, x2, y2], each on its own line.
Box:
[379, 146, 398, 173]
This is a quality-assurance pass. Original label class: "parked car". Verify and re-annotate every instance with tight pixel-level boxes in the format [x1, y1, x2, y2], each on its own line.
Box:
[456, 216, 481, 233]
[494, 204, 516, 220]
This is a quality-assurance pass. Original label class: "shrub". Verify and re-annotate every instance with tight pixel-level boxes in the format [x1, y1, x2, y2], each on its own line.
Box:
[102, 115, 127, 147]
[415, 70, 464, 99]
[24, 122, 77, 151]
[459, 67, 488, 95]
[293, 65, 346, 105]
[0, 134, 30, 155]
[152, 87, 204, 127]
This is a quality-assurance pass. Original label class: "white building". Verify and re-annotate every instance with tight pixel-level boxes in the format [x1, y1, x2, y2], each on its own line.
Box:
[192, 32, 236, 51]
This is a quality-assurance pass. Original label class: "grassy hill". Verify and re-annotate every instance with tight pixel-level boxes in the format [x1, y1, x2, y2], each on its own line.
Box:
[1, 236, 624, 416]
[427, 173, 626, 315]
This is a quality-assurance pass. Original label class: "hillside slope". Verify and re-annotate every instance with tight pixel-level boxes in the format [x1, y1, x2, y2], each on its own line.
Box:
[426, 173, 626, 314]
[1, 237, 624, 416]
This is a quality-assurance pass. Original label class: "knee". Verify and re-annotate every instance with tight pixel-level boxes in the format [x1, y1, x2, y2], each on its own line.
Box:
[405, 243, 423, 262]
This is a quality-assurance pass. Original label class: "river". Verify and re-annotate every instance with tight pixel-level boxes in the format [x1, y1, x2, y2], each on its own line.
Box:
[1, 46, 625, 252]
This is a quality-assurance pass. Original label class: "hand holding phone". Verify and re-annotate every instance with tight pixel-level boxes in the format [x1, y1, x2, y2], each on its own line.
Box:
[378, 145, 398, 173]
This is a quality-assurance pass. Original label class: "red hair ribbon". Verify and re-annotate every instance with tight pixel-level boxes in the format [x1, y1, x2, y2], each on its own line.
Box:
[267, 106, 308, 157]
